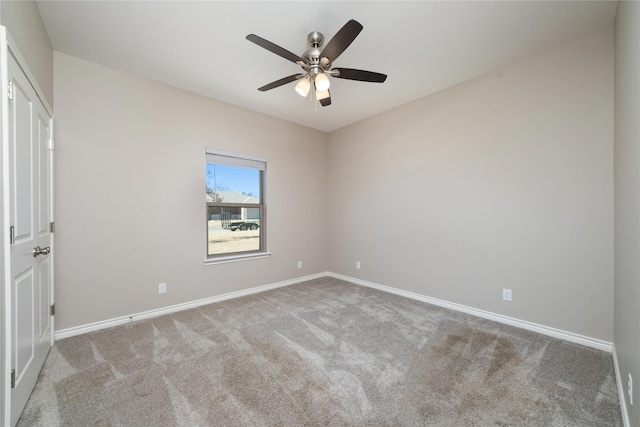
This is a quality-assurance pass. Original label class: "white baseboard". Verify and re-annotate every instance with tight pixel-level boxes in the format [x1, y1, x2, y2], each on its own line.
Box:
[612, 345, 632, 427]
[57, 270, 613, 355]
[55, 272, 328, 340]
[328, 272, 613, 353]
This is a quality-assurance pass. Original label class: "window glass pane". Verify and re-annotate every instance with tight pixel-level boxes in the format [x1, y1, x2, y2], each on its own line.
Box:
[206, 151, 265, 260]
[206, 163, 260, 203]
[207, 206, 261, 256]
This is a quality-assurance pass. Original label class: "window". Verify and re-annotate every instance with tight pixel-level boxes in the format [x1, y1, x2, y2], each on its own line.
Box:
[206, 149, 267, 262]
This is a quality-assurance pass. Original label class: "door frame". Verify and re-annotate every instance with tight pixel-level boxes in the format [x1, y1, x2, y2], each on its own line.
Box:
[0, 27, 55, 426]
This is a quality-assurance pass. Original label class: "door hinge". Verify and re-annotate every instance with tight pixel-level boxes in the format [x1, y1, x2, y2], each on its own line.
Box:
[50, 303, 55, 316]
[50, 222, 55, 233]
[7, 81, 13, 101]
[48, 138, 55, 150]
[10, 369, 15, 389]
[9, 225, 14, 244]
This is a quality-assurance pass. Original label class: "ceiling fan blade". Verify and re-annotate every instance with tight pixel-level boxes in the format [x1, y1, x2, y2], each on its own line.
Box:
[332, 68, 387, 83]
[320, 19, 363, 63]
[319, 91, 331, 107]
[246, 34, 304, 64]
[258, 74, 303, 91]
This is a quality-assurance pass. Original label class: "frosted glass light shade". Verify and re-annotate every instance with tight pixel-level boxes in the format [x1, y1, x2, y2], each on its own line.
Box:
[315, 73, 330, 92]
[295, 78, 311, 97]
[316, 89, 330, 100]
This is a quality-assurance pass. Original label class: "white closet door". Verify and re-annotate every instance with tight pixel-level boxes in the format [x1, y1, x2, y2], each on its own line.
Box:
[8, 49, 54, 427]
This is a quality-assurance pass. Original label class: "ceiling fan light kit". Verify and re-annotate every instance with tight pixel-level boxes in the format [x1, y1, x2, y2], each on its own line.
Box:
[295, 77, 311, 97]
[314, 73, 331, 92]
[316, 89, 330, 101]
[246, 19, 387, 107]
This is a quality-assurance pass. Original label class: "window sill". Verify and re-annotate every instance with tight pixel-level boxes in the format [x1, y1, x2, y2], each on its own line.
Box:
[204, 251, 271, 266]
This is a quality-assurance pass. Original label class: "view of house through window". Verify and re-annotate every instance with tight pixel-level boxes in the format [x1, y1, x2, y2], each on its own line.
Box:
[206, 150, 265, 258]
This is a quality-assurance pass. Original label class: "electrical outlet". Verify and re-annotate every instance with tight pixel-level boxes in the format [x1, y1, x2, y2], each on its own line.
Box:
[297, 260, 302, 269]
[629, 373, 634, 406]
[502, 288, 512, 302]
[356, 261, 361, 270]
[158, 283, 167, 294]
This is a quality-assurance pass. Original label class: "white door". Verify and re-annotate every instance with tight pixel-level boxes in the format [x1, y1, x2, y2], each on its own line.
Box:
[8, 50, 54, 427]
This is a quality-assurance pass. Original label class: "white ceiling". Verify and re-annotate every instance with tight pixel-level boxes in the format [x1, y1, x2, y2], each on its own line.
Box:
[36, 1, 617, 133]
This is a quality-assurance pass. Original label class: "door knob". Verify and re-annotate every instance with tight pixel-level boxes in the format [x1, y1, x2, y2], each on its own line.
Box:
[33, 246, 50, 257]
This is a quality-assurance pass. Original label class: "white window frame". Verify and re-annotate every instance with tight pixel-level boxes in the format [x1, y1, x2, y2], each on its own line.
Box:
[204, 149, 270, 265]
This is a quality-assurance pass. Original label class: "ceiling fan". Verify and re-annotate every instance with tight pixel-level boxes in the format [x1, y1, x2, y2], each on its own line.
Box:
[246, 19, 387, 107]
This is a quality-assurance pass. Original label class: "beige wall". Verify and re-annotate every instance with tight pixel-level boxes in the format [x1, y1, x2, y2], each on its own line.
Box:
[1, 0, 53, 107]
[614, 1, 640, 424]
[53, 52, 328, 330]
[327, 29, 614, 341]
[40, 10, 618, 345]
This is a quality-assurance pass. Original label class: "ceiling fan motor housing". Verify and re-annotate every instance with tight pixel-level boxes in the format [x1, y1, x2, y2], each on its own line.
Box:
[303, 32, 329, 73]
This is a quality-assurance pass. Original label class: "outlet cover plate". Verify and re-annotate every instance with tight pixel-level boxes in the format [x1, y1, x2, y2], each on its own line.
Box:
[159, 283, 167, 294]
[502, 288, 512, 301]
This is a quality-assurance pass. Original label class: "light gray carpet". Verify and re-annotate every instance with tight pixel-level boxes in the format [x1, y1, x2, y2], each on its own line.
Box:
[17, 277, 622, 426]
